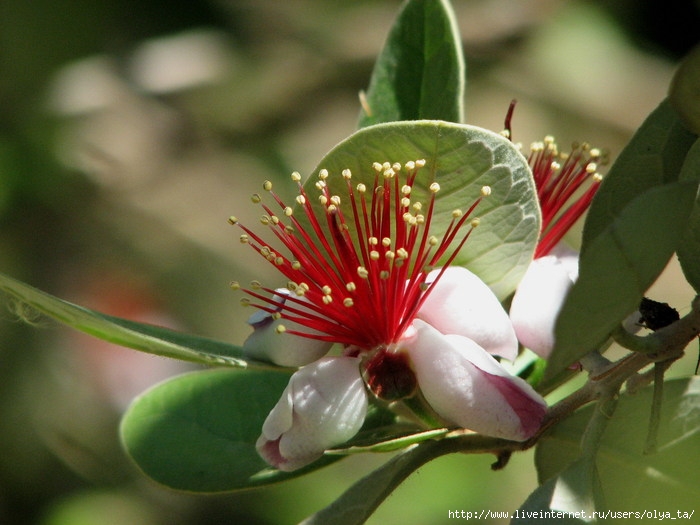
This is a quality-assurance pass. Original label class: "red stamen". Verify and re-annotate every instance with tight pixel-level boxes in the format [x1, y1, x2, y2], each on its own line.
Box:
[230, 161, 489, 352]
[527, 138, 604, 258]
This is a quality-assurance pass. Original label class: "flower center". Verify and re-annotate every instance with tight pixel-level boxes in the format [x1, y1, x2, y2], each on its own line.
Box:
[230, 161, 489, 352]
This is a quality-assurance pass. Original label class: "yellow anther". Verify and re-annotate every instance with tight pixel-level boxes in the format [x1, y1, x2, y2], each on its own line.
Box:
[330, 195, 341, 206]
[382, 237, 391, 247]
[401, 197, 411, 208]
[284, 206, 293, 216]
[250, 280, 262, 289]
[229, 281, 240, 290]
[251, 193, 262, 204]
[405, 160, 416, 170]
[296, 195, 306, 205]
[357, 266, 369, 279]
[322, 295, 333, 305]
[401, 184, 412, 195]
[481, 185, 492, 197]
[292, 261, 302, 270]
[369, 236, 378, 245]
[429, 182, 440, 193]
[319, 195, 328, 205]
[357, 183, 367, 193]
[379, 270, 390, 280]
[342, 169, 352, 179]
[428, 235, 438, 246]
[228, 216, 238, 225]
[392, 163, 402, 172]
[263, 180, 273, 191]
[239, 234, 249, 243]
[396, 248, 409, 259]
[343, 298, 354, 307]
[322, 285, 332, 295]
[275, 324, 287, 334]
[415, 159, 426, 168]
[319, 169, 329, 180]
[373, 162, 383, 172]
[240, 298, 251, 306]
[471, 218, 481, 228]
[291, 171, 301, 182]
[452, 209, 463, 218]
[346, 282, 357, 292]
[370, 250, 380, 261]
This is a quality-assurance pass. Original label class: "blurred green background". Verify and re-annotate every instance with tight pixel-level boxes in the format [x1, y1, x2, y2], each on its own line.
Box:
[1, 1, 698, 524]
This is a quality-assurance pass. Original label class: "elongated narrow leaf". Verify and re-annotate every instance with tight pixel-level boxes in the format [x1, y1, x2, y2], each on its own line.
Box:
[0, 271, 258, 368]
[358, 0, 465, 127]
[536, 378, 700, 511]
[547, 181, 698, 382]
[581, 99, 696, 249]
[294, 120, 539, 300]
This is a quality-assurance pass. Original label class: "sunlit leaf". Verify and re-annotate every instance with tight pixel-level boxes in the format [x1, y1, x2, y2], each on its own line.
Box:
[547, 180, 698, 382]
[536, 378, 700, 511]
[581, 99, 696, 248]
[0, 271, 260, 368]
[295, 120, 539, 300]
[358, 0, 465, 127]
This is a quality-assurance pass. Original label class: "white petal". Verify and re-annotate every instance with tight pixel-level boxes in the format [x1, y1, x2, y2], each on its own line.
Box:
[417, 266, 518, 360]
[402, 320, 546, 441]
[243, 289, 332, 367]
[256, 356, 367, 471]
[509, 254, 576, 358]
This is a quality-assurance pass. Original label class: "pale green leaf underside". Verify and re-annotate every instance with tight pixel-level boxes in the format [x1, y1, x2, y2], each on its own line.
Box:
[296, 120, 539, 300]
[676, 139, 700, 291]
[358, 0, 464, 127]
[536, 378, 700, 510]
[0, 271, 259, 368]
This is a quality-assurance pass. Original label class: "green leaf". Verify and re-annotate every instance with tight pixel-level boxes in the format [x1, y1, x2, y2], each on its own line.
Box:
[581, 99, 696, 249]
[327, 427, 449, 455]
[670, 43, 700, 135]
[0, 271, 260, 368]
[120, 368, 340, 492]
[547, 181, 697, 382]
[358, 0, 465, 127]
[512, 458, 606, 524]
[536, 378, 700, 511]
[298, 120, 538, 300]
[676, 140, 700, 291]
[300, 439, 449, 525]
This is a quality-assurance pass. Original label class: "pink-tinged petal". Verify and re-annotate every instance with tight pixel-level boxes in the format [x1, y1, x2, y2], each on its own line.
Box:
[401, 320, 546, 441]
[256, 356, 367, 471]
[243, 289, 332, 367]
[509, 251, 576, 359]
[417, 267, 518, 360]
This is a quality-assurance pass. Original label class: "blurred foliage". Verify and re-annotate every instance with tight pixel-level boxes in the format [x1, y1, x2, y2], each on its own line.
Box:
[0, 0, 698, 524]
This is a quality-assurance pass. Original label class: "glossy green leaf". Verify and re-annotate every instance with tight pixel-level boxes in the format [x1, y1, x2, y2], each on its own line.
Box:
[358, 0, 464, 127]
[547, 180, 698, 382]
[676, 140, 700, 291]
[294, 120, 538, 300]
[0, 271, 258, 368]
[536, 378, 700, 511]
[512, 458, 605, 524]
[120, 368, 339, 492]
[581, 99, 696, 249]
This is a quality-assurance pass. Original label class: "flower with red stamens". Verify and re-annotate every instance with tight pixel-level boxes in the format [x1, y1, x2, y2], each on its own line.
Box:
[510, 135, 605, 358]
[231, 159, 546, 471]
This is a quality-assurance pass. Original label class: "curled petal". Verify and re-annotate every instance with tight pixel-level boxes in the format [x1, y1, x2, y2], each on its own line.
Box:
[509, 249, 577, 358]
[243, 289, 332, 367]
[256, 356, 367, 471]
[402, 320, 546, 441]
[417, 267, 518, 360]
